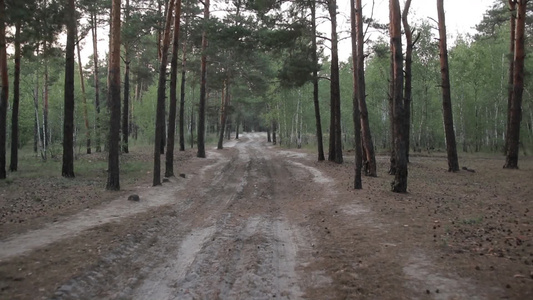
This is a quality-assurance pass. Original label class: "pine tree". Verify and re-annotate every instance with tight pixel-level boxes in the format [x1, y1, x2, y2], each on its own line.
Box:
[106, 0, 121, 190]
[62, 0, 76, 178]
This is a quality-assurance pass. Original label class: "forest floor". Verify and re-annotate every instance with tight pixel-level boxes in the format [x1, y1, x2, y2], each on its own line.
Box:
[0, 132, 532, 300]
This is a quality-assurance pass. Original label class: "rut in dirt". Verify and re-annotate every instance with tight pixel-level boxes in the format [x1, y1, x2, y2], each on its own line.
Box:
[51, 133, 330, 299]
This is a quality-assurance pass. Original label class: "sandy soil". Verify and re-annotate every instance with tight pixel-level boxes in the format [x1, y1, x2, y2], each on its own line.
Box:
[0, 132, 531, 299]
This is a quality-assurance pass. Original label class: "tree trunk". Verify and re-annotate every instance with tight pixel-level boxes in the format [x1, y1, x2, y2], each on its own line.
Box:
[390, 0, 408, 192]
[217, 79, 229, 150]
[43, 45, 49, 160]
[76, 29, 91, 155]
[157, 0, 163, 61]
[310, 0, 325, 161]
[0, 0, 7, 179]
[504, 0, 526, 169]
[33, 70, 44, 159]
[9, 21, 21, 171]
[179, 12, 189, 152]
[437, 0, 459, 172]
[122, 0, 131, 154]
[350, 0, 362, 189]
[190, 97, 194, 149]
[165, 0, 182, 178]
[154, 0, 175, 185]
[106, 0, 121, 190]
[505, 0, 517, 155]
[355, 0, 376, 176]
[388, 36, 396, 175]
[197, 0, 209, 158]
[62, 0, 76, 178]
[402, 0, 413, 163]
[91, 11, 101, 152]
[235, 112, 240, 139]
[327, 0, 343, 164]
[272, 121, 277, 145]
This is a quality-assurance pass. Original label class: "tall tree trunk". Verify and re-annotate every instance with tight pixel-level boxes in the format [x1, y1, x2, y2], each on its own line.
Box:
[33, 69, 44, 159]
[165, 0, 182, 178]
[437, 0, 459, 172]
[76, 30, 91, 155]
[505, 0, 517, 155]
[0, 0, 7, 179]
[327, 0, 343, 164]
[217, 79, 229, 150]
[390, 0, 408, 192]
[122, 0, 131, 154]
[355, 0, 376, 176]
[179, 12, 189, 152]
[272, 121, 277, 145]
[197, 0, 209, 158]
[504, 0, 526, 169]
[91, 11, 101, 152]
[154, 0, 175, 185]
[106, 0, 121, 190]
[402, 0, 413, 163]
[190, 97, 194, 148]
[388, 34, 396, 175]
[157, 0, 163, 61]
[235, 112, 240, 139]
[350, 0, 363, 189]
[159, 2, 171, 155]
[310, 0, 325, 161]
[43, 44, 49, 160]
[9, 21, 21, 171]
[62, 0, 76, 178]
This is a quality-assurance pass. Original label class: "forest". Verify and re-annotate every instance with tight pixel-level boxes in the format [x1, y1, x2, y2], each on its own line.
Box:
[0, 0, 531, 192]
[1, 1, 533, 298]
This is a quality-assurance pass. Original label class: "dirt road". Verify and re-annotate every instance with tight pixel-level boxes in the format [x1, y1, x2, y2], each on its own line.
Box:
[1, 132, 531, 299]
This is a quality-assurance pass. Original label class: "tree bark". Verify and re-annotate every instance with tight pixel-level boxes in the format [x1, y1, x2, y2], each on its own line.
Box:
[0, 0, 7, 179]
[154, 0, 175, 184]
[62, 0, 76, 178]
[76, 29, 91, 155]
[272, 121, 277, 145]
[355, 0, 376, 176]
[235, 113, 240, 139]
[106, 0, 122, 190]
[402, 0, 413, 163]
[505, 0, 517, 155]
[157, 0, 163, 61]
[165, 0, 182, 178]
[390, 0, 408, 192]
[437, 0, 460, 172]
[327, 0, 343, 164]
[388, 33, 396, 175]
[33, 69, 44, 159]
[504, 0, 526, 169]
[91, 10, 101, 152]
[122, 0, 131, 154]
[9, 21, 21, 171]
[350, 0, 362, 189]
[179, 12, 189, 152]
[43, 43, 49, 160]
[217, 79, 229, 150]
[197, 0, 209, 158]
[310, 0, 325, 161]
